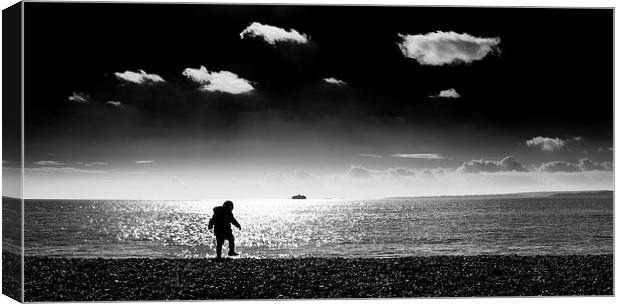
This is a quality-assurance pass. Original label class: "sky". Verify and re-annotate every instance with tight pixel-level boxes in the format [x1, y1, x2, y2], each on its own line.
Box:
[4, 3, 613, 199]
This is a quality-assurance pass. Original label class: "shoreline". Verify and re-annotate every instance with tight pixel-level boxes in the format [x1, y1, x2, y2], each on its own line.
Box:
[24, 254, 613, 301]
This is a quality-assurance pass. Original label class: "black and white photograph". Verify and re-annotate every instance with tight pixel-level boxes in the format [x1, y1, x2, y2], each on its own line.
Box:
[1, 1, 615, 302]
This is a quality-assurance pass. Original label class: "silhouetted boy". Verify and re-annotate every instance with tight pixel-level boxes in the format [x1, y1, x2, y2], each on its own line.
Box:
[208, 200, 241, 259]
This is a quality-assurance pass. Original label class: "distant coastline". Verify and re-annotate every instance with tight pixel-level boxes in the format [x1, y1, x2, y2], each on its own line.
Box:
[387, 190, 613, 200]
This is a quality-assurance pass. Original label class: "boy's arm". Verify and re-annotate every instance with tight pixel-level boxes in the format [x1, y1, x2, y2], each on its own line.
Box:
[231, 215, 241, 230]
[208, 216, 214, 230]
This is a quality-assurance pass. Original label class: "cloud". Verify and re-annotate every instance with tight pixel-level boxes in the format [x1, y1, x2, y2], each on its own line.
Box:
[135, 160, 154, 164]
[458, 156, 528, 173]
[421, 168, 446, 176]
[240, 22, 309, 45]
[68, 92, 91, 103]
[346, 165, 372, 178]
[537, 158, 613, 173]
[398, 31, 500, 65]
[83, 162, 109, 167]
[578, 158, 613, 171]
[324, 78, 347, 86]
[106, 101, 122, 106]
[114, 70, 165, 85]
[392, 153, 444, 160]
[500, 156, 529, 172]
[538, 161, 581, 173]
[34, 160, 65, 166]
[295, 169, 313, 180]
[572, 136, 583, 141]
[182, 66, 254, 94]
[387, 167, 416, 177]
[526, 137, 565, 152]
[26, 167, 108, 175]
[432, 88, 461, 98]
[358, 153, 383, 159]
[265, 171, 287, 182]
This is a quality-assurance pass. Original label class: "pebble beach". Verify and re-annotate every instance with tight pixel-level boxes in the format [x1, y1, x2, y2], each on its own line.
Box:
[24, 254, 612, 301]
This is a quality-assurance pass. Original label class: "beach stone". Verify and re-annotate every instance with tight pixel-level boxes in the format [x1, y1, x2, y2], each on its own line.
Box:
[23, 255, 613, 301]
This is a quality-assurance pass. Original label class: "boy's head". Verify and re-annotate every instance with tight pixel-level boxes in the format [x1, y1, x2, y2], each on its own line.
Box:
[223, 200, 234, 211]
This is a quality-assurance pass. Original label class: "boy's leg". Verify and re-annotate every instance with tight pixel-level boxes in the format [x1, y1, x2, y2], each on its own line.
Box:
[215, 235, 224, 259]
[228, 234, 238, 256]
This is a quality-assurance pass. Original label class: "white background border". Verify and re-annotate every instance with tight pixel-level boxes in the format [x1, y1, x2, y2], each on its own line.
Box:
[0, 0, 616, 303]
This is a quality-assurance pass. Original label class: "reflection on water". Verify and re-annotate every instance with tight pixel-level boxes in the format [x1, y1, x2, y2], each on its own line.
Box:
[24, 198, 613, 258]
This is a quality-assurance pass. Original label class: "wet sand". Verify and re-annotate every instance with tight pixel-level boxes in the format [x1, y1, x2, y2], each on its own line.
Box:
[25, 255, 612, 301]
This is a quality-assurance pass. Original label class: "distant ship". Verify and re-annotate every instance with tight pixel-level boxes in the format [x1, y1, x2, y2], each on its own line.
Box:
[292, 194, 307, 199]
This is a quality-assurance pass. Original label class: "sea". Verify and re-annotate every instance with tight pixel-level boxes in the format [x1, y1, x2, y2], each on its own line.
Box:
[17, 197, 613, 259]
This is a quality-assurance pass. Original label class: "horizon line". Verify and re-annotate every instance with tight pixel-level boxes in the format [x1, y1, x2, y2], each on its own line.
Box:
[4, 188, 613, 201]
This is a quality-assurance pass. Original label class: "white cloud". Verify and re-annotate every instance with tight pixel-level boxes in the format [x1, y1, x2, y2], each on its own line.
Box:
[107, 101, 122, 106]
[537, 158, 613, 173]
[458, 156, 528, 173]
[324, 78, 347, 86]
[265, 171, 287, 182]
[295, 169, 313, 180]
[421, 168, 446, 176]
[387, 167, 417, 177]
[68, 92, 91, 103]
[182, 66, 254, 95]
[26, 167, 108, 175]
[346, 165, 372, 178]
[526, 137, 565, 152]
[572, 136, 583, 141]
[398, 31, 500, 65]
[432, 88, 461, 98]
[83, 162, 109, 167]
[34, 161, 64, 166]
[240, 22, 309, 45]
[358, 153, 383, 159]
[114, 70, 165, 84]
[538, 161, 581, 173]
[136, 160, 154, 164]
[578, 158, 613, 172]
[392, 153, 444, 160]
